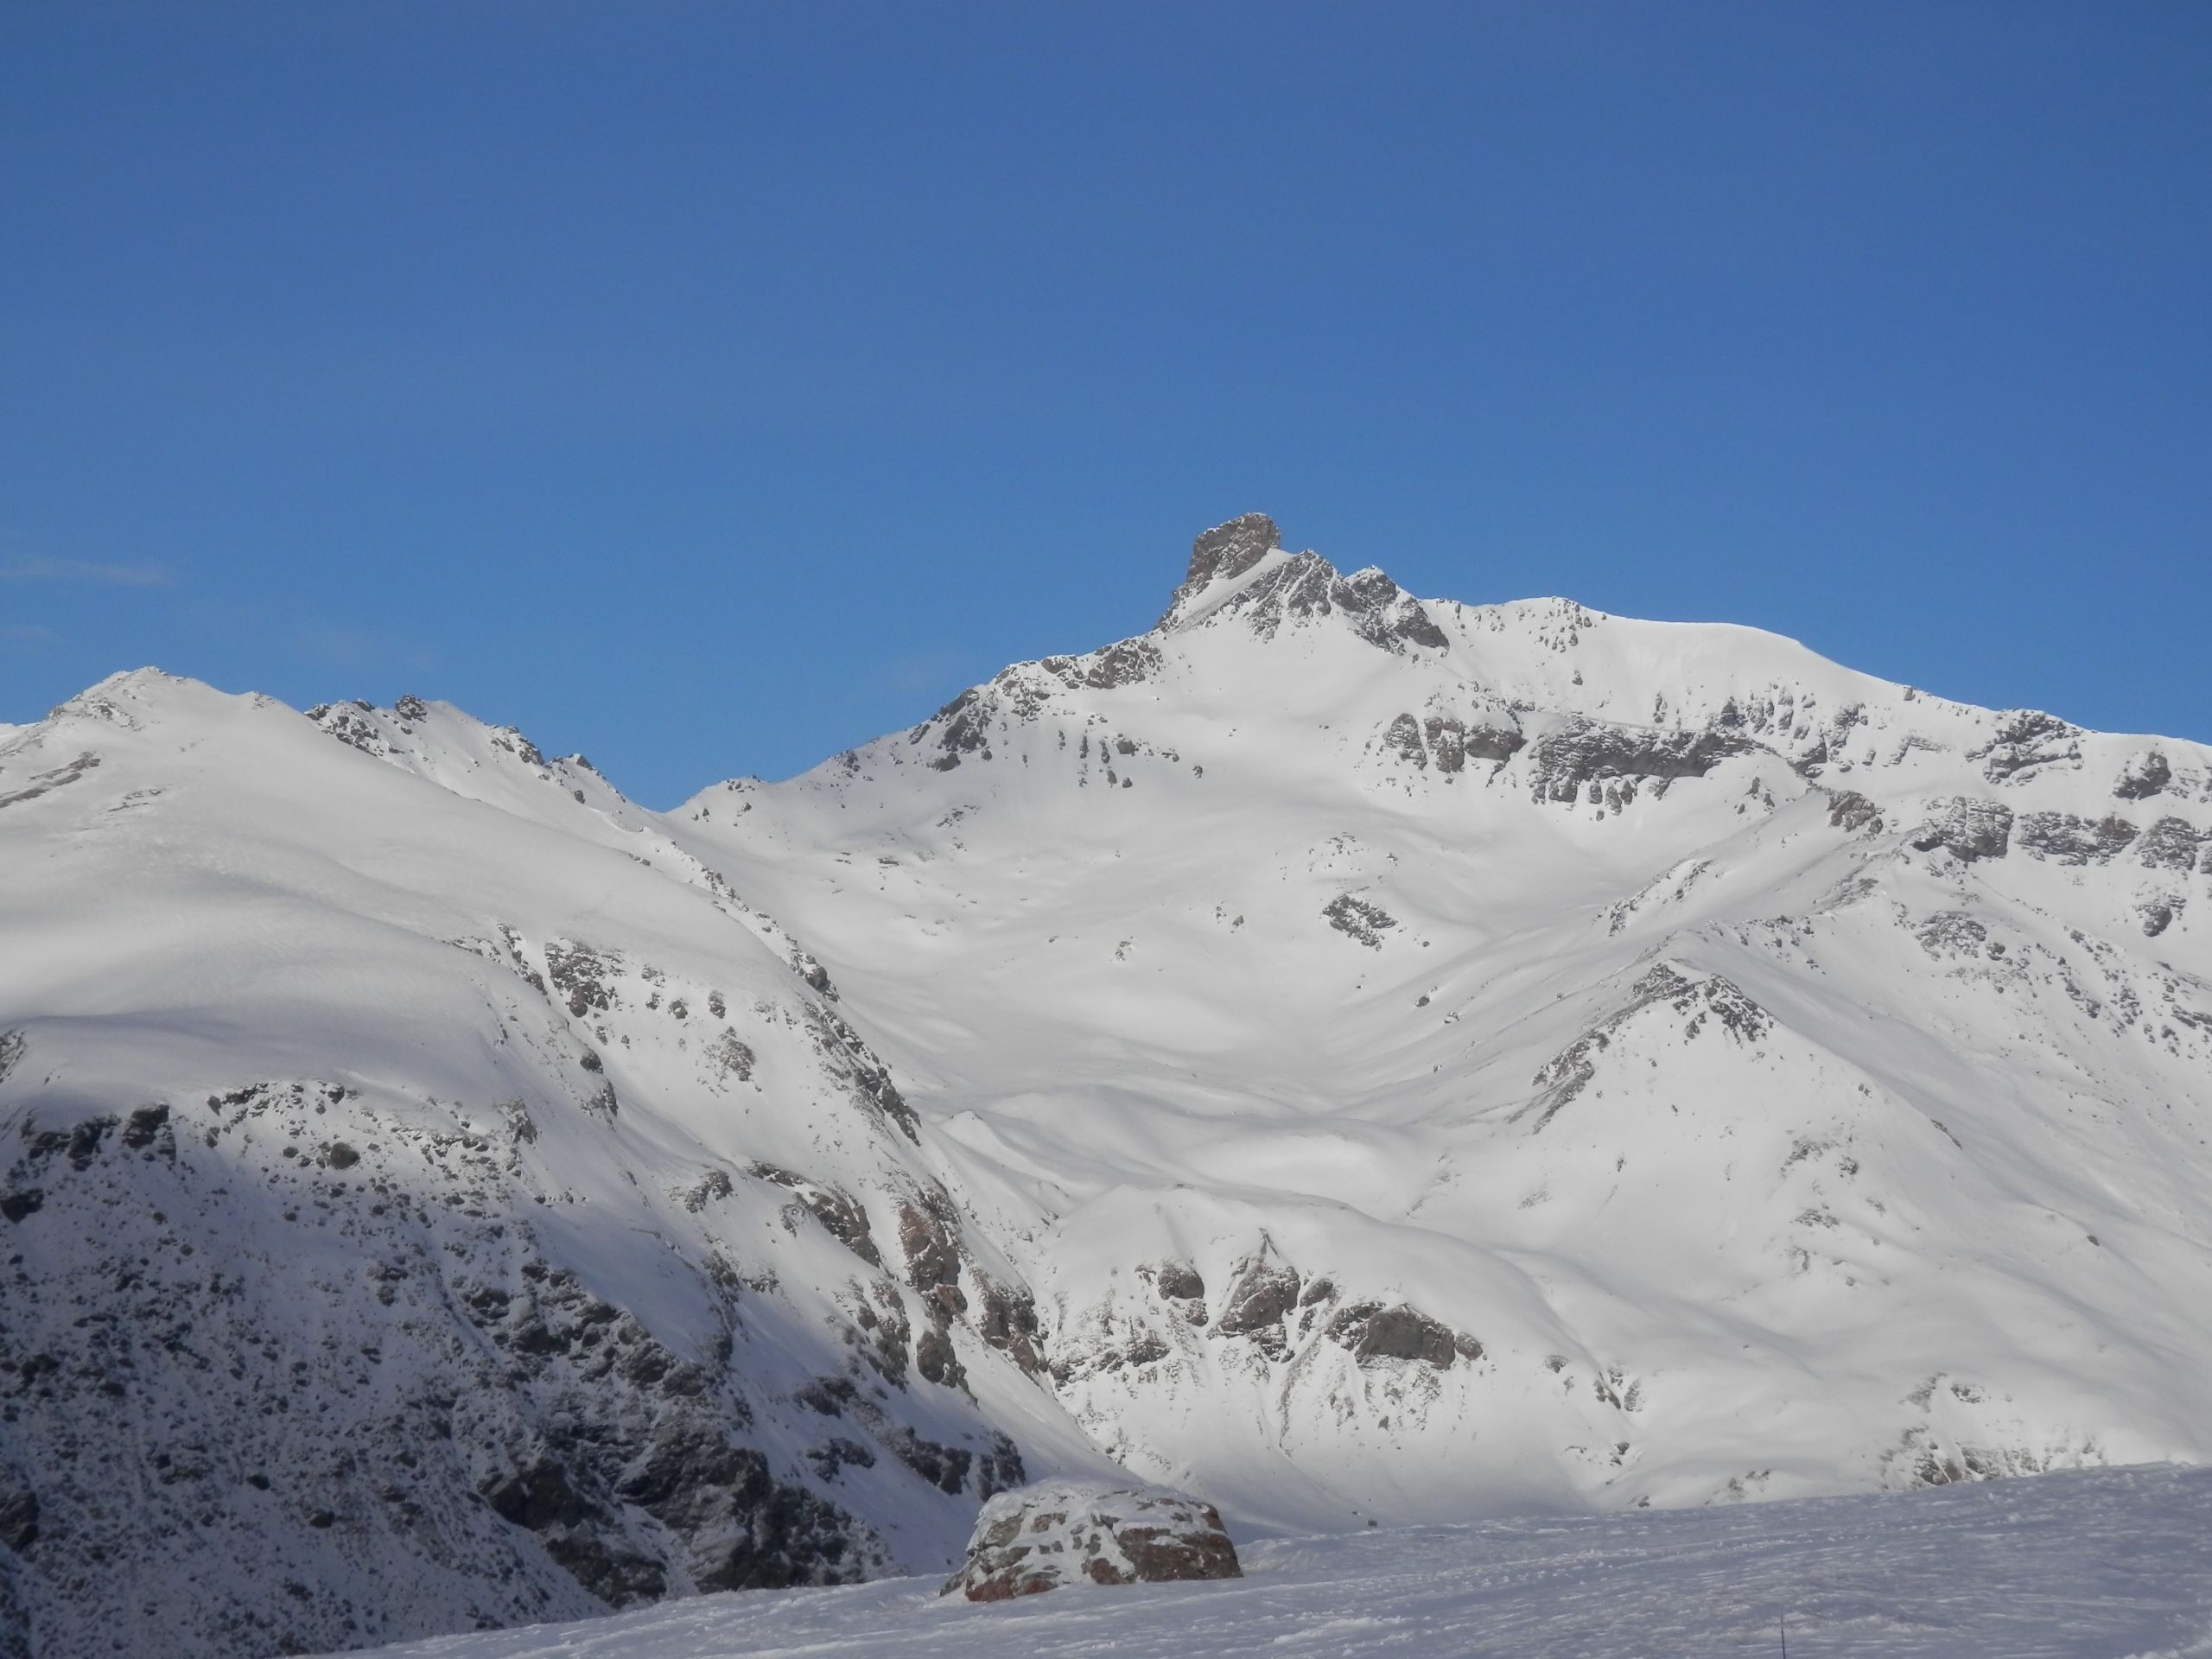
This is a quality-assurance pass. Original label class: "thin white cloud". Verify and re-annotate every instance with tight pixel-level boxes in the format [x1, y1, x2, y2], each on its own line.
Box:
[872, 648, 976, 700]
[0, 556, 172, 588]
[0, 623, 60, 651]
[291, 625, 435, 675]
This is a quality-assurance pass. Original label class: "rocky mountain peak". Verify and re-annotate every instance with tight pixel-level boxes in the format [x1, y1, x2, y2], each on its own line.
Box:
[1187, 512, 1281, 588]
[1154, 513, 1448, 656]
[1155, 512, 1281, 627]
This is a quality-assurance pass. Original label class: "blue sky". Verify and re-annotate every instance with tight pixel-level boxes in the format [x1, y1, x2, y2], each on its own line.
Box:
[3, 3, 2206, 805]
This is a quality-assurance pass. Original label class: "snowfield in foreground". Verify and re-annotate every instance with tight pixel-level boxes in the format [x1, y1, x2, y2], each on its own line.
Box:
[350, 1464, 2212, 1659]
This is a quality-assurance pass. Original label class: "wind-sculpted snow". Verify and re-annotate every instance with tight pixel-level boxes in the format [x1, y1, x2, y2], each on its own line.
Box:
[6, 516, 2212, 1656]
[340, 1463, 2212, 1659]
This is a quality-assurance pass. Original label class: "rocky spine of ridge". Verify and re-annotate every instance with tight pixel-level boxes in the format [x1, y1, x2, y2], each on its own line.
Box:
[1158, 512, 1450, 652]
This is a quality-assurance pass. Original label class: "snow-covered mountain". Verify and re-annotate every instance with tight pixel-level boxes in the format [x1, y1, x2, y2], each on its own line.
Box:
[4, 515, 2210, 1656]
[0, 678, 1107, 1659]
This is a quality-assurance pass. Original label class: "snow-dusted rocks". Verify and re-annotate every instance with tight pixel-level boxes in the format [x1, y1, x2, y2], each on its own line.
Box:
[1157, 512, 1280, 626]
[1906, 795, 2015, 861]
[1156, 512, 1448, 657]
[2114, 747, 2172, 800]
[941, 1479, 1240, 1600]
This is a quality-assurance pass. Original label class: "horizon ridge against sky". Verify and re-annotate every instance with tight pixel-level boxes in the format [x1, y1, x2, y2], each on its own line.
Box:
[3, 3, 2206, 805]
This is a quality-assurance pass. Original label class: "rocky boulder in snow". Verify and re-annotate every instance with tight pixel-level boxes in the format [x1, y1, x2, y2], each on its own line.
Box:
[941, 1479, 1241, 1601]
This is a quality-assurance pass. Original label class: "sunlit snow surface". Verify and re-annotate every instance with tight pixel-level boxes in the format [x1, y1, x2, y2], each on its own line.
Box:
[9, 517, 2212, 1654]
[347, 1465, 2212, 1659]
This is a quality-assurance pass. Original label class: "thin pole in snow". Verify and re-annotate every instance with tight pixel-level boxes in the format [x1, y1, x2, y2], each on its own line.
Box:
[1779, 1612, 1789, 1658]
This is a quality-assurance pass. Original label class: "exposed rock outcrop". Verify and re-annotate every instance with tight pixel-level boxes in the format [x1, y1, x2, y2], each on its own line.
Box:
[2017, 811, 2139, 866]
[1909, 798, 2016, 862]
[1323, 893, 1398, 948]
[1212, 1251, 1302, 1358]
[1526, 721, 1754, 809]
[1187, 553, 1449, 654]
[1166, 513, 1280, 619]
[1325, 1300, 1481, 1369]
[2115, 750, 2172, 801]
[2139, 817, 2204, 873]
[1974, 710, 2083, 784]
[941, 1479, 1240, 1601]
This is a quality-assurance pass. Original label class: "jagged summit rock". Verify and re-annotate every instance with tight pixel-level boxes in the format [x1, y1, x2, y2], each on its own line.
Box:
[1155, 512, 1448, 653]
[941, 1479, 1241, 1601]
[1157, 512, 1281, 625]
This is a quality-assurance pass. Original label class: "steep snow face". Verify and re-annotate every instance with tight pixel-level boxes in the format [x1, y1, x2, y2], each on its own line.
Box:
[0, 671, 1113, 1658]
[673, 514, 2212, 1532]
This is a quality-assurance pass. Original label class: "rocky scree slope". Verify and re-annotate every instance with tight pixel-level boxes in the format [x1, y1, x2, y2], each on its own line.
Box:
[4, 516, 2212, 1654]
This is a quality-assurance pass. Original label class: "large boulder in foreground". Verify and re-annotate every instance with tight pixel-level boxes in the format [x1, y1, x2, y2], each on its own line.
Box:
[942, 1478, 1242, 1601]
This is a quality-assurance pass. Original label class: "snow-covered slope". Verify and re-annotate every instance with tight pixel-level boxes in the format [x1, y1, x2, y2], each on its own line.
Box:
[670, 515, 2212, 1529]
[0, 675, 1110, 1659]
[4, 516, 2210, 1656]
[341, 1462, 2212, 1659]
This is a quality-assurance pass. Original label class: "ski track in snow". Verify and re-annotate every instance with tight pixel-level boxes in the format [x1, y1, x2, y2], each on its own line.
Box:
[348, 1465, 2212, 1659]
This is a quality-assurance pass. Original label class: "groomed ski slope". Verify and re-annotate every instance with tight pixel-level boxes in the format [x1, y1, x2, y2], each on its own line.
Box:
[341, 1462, 2212, 1659]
